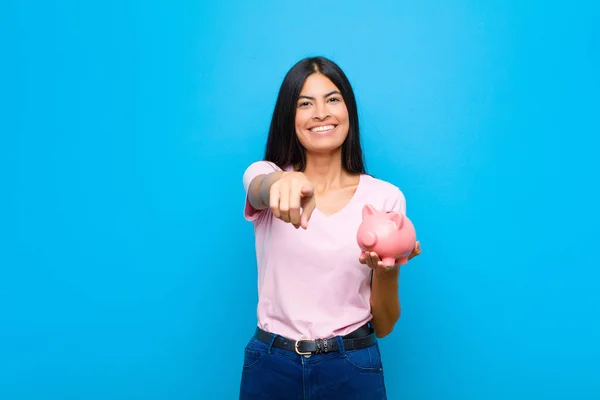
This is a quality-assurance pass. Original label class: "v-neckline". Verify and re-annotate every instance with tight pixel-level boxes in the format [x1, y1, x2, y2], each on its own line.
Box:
[313, 174, 364, 219]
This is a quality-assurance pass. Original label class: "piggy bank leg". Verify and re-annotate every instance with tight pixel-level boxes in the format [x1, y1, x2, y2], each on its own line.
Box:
[397, 257, 408, 265]
[381, 257, 396, 267]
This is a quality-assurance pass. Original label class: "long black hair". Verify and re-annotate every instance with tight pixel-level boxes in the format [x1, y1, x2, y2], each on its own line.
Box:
[263, 56, 366, 174]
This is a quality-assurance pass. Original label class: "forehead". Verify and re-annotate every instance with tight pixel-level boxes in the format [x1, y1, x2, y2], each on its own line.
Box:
[300, 73, 340, 94]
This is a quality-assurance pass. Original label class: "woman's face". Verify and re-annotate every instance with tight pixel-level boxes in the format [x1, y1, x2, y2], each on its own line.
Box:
[294, 73, 350, 154]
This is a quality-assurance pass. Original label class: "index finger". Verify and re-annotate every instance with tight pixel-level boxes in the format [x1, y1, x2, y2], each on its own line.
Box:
[300, 198, 316, 229]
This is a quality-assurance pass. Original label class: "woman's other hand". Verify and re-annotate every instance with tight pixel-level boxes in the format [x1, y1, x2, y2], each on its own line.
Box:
[359, 241, 421, 271]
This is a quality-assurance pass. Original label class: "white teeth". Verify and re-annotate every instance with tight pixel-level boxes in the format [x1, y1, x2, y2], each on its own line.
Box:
[310, 125, 335, 132]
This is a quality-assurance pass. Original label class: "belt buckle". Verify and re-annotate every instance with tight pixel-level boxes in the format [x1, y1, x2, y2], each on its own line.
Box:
[294, 338, 312, 356]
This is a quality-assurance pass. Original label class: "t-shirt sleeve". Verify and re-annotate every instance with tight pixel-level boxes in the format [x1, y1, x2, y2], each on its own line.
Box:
[242, 161, 282, 222]
[388, 187, 407, 215]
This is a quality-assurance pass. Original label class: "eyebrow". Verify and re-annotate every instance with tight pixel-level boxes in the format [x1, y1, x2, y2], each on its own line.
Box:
[298, 90, 341, 100]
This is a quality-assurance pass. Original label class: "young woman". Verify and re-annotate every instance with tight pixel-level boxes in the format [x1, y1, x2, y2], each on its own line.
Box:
[239, 56, 421, 399]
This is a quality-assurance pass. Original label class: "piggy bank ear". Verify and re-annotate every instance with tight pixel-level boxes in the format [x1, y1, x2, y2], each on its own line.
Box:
[362, 204, 377, 219]
[389, 212, 404, 230]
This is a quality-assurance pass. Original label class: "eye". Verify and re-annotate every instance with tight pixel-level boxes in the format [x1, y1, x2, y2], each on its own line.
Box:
[328, 96, 341, 103]
[298, 101, 311, 108]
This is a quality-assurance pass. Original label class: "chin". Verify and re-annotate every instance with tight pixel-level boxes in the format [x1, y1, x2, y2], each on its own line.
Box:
[299, 133, 347, 154]
[303, 140, 346, 155]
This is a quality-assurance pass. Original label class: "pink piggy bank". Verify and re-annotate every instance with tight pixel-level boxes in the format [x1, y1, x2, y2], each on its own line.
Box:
[357, 204, 417, 267]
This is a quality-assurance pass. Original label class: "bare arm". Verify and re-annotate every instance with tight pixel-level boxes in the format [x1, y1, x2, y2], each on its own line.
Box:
[363, 242, 421, 338]
[369, 268, 401, 338]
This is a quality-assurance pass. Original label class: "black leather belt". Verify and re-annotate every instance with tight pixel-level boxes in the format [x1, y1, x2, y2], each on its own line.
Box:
[254, 324, 376, 355]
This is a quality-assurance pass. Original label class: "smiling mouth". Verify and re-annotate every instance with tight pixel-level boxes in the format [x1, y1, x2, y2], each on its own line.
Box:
[309, 125, 337, 133]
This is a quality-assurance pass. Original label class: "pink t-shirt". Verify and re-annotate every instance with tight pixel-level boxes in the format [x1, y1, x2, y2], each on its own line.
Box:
[242, 161, 407, 341]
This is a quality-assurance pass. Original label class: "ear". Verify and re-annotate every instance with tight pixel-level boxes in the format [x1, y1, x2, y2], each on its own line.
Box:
[362, 204, 377, 219]
[389, 212, 404, 230]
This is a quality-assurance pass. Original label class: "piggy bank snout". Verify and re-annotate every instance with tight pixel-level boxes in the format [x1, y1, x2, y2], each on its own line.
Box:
[360, 232, 378, 248]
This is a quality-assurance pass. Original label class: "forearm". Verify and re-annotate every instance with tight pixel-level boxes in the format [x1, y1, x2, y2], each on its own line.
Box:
[370, 268, 401, 338]
[248, 171, 287, 210]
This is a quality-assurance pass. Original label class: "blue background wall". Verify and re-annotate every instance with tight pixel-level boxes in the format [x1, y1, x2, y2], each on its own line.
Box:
[2, 0, 599, 399]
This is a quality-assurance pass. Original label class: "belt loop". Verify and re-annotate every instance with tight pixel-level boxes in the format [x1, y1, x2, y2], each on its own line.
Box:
[266, 334, 276, 354]
[335, 336, 346, 358]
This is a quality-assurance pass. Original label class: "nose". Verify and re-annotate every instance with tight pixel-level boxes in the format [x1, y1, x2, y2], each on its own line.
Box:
[313, 101, 329, 120]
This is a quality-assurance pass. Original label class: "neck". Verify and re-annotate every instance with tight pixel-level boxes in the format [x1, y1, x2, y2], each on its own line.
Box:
[301, 150, 348, 191]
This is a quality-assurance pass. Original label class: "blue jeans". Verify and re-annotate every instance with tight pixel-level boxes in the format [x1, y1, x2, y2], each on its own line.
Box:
[239, 333, 388, 399]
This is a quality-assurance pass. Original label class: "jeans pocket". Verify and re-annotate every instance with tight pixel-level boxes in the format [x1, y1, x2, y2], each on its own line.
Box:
[242, 338, 266, 370]
[343, 344, 383, 373]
